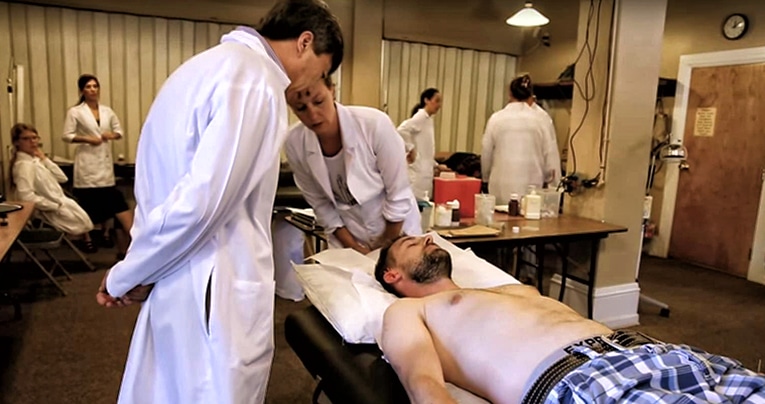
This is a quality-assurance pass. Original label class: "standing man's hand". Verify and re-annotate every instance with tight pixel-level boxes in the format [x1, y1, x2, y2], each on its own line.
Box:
[96, 270, 154, 308]
[122, 284, 154, 305]
[96, 270, 122, 307]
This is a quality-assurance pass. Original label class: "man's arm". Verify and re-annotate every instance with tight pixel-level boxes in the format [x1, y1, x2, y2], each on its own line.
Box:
[381, 300, 457, 404]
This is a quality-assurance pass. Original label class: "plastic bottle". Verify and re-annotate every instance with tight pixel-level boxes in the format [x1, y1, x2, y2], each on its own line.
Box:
[508, 193, 520, 217]
[420, 191, 435, 232]
[524, 186, 542, 220]
[448, 199, 461, 227]
[435, 203, 452, 227]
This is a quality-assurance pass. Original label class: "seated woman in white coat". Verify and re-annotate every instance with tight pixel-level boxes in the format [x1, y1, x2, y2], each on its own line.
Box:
[10, 123, 96, 252]
[285, 76, 421, 254]
[481, 75, 561, 204]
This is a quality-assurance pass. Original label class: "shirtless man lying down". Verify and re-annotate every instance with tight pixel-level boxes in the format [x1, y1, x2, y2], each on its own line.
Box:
[374, 235, 765, 404]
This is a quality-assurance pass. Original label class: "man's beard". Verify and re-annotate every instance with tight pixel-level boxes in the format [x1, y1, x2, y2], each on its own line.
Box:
[410, 247, 452, 284]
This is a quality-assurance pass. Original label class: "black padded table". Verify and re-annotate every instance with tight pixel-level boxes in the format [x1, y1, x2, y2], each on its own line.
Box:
[285, 305, 409, 404]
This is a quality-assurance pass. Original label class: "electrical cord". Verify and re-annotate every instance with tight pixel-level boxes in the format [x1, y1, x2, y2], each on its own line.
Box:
[567, 0, 604, 180]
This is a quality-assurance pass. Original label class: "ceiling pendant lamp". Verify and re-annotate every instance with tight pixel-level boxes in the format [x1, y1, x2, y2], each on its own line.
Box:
[506, 2, 550, 27]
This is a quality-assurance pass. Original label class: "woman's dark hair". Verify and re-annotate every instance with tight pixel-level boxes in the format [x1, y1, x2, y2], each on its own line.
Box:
[258, 0, 344, 75]
[9, 123, 38, 188]
[410, 88, 439, 117]
[77, 74, 100, 104]
[509, 74, 533, 101]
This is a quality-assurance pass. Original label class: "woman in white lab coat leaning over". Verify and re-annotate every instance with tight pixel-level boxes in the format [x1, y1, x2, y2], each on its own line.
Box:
[285, 76, 421, 254]
[10, 123, 96, 251]
[63, 74, 133, 256]
[397, 88, 443, 201]
[481, 75, 561, 204]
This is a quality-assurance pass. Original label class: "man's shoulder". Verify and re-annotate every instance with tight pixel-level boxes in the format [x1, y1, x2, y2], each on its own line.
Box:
[385, 297, 425, 317]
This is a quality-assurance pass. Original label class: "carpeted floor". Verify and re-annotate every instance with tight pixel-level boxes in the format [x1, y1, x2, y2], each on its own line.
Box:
[1, 245, 764, 404]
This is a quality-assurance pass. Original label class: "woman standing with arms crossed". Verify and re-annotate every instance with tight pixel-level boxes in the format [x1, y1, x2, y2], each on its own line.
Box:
[63, 74, 133, 259]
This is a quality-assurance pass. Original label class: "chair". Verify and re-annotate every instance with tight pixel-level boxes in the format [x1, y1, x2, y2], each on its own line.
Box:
[15, 222, 96, 296]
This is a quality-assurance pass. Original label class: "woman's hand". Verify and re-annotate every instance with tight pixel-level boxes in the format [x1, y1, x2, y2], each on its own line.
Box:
[32, 148, 46, 160]
[88, 136, 104, 146]
[406, 149, 417, 164]
[352, 242, 372, 255]
[101, 132, 121, 141]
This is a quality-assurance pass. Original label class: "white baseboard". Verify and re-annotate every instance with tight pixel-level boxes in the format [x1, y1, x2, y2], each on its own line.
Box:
[548, 275, 640, 328]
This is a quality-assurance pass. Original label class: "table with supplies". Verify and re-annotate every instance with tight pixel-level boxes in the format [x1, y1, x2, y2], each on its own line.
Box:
[442, 213, 627, 319]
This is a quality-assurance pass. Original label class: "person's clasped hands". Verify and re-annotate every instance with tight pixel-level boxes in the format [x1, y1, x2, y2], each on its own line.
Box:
[96, 270, 154, 308]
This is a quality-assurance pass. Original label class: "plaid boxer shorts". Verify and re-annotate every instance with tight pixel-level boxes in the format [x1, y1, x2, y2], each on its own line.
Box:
[546, 343, 765, 403]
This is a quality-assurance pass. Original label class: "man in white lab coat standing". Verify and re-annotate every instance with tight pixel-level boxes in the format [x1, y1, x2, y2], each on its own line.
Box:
[94, 1, 344, 403]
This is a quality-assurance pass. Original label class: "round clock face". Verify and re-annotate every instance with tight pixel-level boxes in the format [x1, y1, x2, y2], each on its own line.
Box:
[723, 13, 748, 40]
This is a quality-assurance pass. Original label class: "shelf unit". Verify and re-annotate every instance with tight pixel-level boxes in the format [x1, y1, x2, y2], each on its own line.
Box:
[534, 77, 678, 100]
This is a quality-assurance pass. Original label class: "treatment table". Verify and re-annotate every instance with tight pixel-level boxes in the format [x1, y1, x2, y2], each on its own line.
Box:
[285, 305, 409, 404]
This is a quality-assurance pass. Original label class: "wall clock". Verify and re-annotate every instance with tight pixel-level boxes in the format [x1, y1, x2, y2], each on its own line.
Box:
[722, 13, 748, 40]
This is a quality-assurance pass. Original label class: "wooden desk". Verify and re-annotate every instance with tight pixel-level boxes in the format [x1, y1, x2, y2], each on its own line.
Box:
[0, 202, 34, 259]
[446, 214, 627, 319]
[0, 201, 34, 320]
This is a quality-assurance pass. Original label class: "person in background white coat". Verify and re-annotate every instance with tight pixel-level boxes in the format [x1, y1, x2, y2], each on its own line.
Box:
[63, 74, 133, 258]
[94, 1, 344, 403]
[285, 76, 421, 254]
[481, 75, 561, 204]
[397, 88, 443, 201]
[10, 123, 96, 251]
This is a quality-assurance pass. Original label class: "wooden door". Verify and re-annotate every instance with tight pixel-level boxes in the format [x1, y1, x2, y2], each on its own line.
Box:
[669, 63, 765, 277]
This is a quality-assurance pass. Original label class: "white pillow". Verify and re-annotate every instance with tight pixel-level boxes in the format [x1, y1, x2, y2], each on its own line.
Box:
[292, 232, 519, 344]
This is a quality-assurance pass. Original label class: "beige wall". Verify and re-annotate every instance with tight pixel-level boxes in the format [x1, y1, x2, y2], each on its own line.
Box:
[519, 1, 765, 250]
[0, 2, 239, 163]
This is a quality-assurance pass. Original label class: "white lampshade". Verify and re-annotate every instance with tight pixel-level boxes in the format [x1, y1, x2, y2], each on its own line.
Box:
[506, 2, 550, 27]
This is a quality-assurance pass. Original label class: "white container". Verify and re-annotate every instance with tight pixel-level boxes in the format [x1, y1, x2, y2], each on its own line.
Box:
[474, 194, 496, 226]
[421, 203, 434, 232]
[524, 188, 542, 220]
[540, 189, 563, 218]
[435, 203, 452, 227]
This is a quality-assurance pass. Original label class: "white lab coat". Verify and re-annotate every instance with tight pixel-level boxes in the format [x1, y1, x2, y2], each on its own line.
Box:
[397, 109, 436, 200]
[105, 29, 290, 404]
[481, 102, 561, 204]
[285, 104, 421, 249]
[12, 152, 93, 235]
[62, 102, 122, 188]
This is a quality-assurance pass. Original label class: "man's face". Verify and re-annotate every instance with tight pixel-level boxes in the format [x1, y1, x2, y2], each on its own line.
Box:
[287, 81, 336, 138]
[389, 235, 452, 286]
[286, 46, 332, 95]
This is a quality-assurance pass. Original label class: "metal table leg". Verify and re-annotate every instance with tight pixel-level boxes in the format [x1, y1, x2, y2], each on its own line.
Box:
[535, 243, 545, 295]
[558, 243, 569, 302]
[587, 238, 600, 319]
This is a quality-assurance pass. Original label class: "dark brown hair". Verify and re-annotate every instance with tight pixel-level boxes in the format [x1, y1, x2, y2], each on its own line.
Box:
[257, 0, 344, 75]
[77, 74, 100, 104]
[509, 74, 533, 101]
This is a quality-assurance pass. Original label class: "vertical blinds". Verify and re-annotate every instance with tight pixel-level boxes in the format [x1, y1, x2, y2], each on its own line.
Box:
[381, 40, 517, 154]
